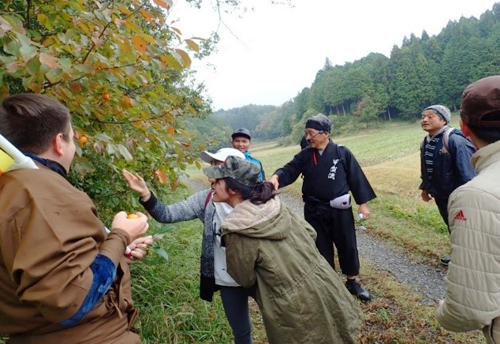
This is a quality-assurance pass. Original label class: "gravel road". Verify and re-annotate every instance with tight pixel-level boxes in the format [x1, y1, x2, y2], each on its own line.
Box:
[186, 179, 447, 305]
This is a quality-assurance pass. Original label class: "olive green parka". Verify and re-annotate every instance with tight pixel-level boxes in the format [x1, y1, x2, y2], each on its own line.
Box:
[222, 197, 361, 344]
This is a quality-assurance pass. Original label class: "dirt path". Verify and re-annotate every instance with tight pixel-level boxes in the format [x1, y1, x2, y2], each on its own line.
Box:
[186, 179, 447, 305]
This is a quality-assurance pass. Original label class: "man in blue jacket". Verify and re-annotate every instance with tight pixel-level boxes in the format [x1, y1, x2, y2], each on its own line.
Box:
[419, 104, 476, 265]
[231, 128, 265, 181]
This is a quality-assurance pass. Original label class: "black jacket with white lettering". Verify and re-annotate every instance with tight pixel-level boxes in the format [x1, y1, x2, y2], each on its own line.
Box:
[274, 141, 376, 204]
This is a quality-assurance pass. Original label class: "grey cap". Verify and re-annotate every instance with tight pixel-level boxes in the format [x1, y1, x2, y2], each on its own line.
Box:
[231, 128, 251, 140]
[203, 156, 260, 187]
[423, 105, 451, 124]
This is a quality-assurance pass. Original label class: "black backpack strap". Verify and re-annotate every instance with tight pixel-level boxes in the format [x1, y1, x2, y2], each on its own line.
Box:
[335, 144, 348, 173]
[204, 190, 213, 208]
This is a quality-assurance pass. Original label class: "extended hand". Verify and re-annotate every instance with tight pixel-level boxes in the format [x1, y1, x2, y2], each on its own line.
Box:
[358, 203, 371, 220]
[127, 235, 154, 261]
[421, 190, 432, 202]
[122, 169, 151, 201]
[269, 175, 280, 190]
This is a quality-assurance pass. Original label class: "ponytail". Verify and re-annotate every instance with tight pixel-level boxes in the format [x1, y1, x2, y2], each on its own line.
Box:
[224, 178, 277, 205]
[248, 182, 276, 204]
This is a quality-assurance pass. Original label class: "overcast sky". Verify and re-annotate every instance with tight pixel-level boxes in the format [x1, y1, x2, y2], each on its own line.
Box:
[170, 0, 499, 110]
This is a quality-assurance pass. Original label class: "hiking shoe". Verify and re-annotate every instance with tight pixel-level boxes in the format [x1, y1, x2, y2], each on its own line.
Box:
[440, 255, 451, 266]
[345, 279, 371, 302]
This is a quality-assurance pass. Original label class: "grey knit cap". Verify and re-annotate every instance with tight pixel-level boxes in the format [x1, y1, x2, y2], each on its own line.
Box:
[423, 105, 451, 124]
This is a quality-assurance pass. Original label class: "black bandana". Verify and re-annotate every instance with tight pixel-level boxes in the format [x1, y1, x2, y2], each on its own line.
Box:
[305, 113, 332, 133]
[305, 120, 326, 132]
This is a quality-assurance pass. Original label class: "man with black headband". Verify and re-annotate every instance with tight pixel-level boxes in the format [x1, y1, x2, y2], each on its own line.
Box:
[419, 104, 476, 266]
[269, 113, 376, 302]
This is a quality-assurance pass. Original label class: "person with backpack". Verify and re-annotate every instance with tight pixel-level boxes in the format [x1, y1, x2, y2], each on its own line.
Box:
[122, 148, 256, 344]
[269, 114, 376, 302]
[419, 105, 476, 265]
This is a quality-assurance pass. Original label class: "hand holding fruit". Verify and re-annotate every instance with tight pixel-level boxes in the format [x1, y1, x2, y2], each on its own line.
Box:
[112, 211, 149, 242]
[122, 169, 151, 201]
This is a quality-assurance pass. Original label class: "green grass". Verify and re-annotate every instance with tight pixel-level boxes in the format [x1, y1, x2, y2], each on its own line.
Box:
[130, 221, 235, 344]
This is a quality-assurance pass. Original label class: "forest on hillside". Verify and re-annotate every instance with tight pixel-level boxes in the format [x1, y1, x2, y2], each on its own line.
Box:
[209, 2, 500, 144]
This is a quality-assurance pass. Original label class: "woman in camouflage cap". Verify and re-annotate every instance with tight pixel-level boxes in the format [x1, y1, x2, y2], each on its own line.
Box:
[203, 156, 361, 344]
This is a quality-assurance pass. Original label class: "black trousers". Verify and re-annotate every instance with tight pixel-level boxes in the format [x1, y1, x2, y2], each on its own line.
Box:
[434, 196, 450, 233]
[304, 203, 360, 276]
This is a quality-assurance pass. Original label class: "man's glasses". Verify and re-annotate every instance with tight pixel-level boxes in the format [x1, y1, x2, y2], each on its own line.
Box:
[305, 130, 324, 140]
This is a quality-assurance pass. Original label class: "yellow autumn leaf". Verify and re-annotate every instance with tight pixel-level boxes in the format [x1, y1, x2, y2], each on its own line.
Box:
[167, 126, 175, 135]
[178, 129, 191, 138]
[125, 20, 142, 33]
[140, 34, 157, 45]
[186, 103, 197, 115]
[160, 54, 183, 71]
[140, 10, 155, 25]
[39, 53, 59, 68]
[155, 169, 167, 184]
[118, 5, 132, 15]
[171, 27, 182, 36]
[132, 36, 147, 53]
[185, 39, 200, 52]
[37, 13, 47, 27]
[61, 72, 72, 80]
[115, 36, 131, 54]
[153, 0, 172, 9]
[170, 181, 178, 191]
[78, 22, 90, 34]
[175, 49, 191, 68]
[27, 79, 42, 93]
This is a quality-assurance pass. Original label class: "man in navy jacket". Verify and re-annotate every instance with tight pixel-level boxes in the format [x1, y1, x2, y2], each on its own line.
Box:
[420, 105, 476, 265]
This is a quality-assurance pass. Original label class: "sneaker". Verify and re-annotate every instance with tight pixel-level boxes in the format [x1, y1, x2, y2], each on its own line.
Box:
[440, 255, 451, 266]
[345, 279, 371, 302]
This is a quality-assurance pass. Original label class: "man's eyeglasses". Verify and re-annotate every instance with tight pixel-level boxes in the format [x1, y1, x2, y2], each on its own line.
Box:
[305, 130, 324, 140]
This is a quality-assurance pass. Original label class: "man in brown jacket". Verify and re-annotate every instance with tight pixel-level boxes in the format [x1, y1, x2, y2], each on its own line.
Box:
[0, 94, 149, 344]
